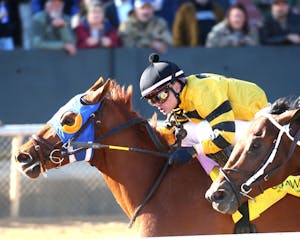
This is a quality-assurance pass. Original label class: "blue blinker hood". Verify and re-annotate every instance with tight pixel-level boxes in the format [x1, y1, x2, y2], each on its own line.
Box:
[48, 93, 101, 162]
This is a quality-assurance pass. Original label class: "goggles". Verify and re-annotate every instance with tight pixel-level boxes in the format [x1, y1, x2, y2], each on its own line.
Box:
[146, 87, 170, 105]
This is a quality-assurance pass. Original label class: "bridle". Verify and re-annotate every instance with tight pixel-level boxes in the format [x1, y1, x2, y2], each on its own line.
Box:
[28, 99, 170, 227]
[30, 112, 99, 175]
[30, 100, 170, 171]
[219, 113, 300, 204]
[31, 134, 64, 175]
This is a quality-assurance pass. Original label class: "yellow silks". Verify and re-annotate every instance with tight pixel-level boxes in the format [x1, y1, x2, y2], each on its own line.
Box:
[232, 175, 300, 223]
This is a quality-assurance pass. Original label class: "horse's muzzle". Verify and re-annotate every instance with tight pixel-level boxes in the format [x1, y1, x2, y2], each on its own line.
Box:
[205, 180, 240, 214]
[15, 152, 41, 178]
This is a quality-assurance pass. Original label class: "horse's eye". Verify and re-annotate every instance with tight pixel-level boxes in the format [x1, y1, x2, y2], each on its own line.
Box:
[254, 130, 263, 137]
[249, 140, 260, 152]
[60, 112, 75, 126]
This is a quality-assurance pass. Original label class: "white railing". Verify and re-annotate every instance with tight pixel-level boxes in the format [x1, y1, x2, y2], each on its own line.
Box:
[0, 124, 43, 217]
[145, 232, 300, 239]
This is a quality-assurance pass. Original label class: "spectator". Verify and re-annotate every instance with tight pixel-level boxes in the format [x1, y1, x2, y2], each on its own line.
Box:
[172, 0, 224, 47]
[254, 0, 300, 17]
[104, 0, 134, 29]
[75, 0, 120, 48]
[31, 0, 77, 55]
[206, 4, 259, 47]
[260, 0, 300, 45]
[119, 0, 172, 53]
[71, 0, 111, 29]
[0, 0, 16, 50]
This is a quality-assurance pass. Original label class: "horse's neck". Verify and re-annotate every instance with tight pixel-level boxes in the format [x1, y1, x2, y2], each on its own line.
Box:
[91, 150, 233, 235]
[100, 153, 166, 216]
[90, 125, 167, 218]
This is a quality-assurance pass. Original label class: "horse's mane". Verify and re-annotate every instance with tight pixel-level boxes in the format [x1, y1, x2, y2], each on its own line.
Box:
[107, 80, 144, 123]
[270, 95, 300, 114]
[108, 80, 132, 103]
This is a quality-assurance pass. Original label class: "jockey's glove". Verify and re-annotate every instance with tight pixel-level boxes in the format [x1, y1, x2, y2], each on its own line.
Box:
[168, 147, 198, 165]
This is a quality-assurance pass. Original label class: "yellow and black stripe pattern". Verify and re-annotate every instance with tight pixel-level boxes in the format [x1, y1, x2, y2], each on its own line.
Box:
[177, 73, 268, 154]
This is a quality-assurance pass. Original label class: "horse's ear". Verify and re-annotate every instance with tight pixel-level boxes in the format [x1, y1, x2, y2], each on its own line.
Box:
[85, 77, 104, 92]
[289, 108, 300, 125]
[125, 85, 133, 110]
[82, 79, 111, 104]
[277, 108, 300, 136]
[277, 108, 300, 125]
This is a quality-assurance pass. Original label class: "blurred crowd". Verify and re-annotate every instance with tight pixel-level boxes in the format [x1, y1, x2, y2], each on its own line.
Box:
[0, 0, 300, 54]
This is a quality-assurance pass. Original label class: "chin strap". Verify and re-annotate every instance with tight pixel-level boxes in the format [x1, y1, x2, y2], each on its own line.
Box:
[169, 85, 180, 99]
[169, 79, 185, 107]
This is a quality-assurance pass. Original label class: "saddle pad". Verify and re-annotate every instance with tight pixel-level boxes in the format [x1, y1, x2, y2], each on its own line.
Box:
[232, 175, 300, 223]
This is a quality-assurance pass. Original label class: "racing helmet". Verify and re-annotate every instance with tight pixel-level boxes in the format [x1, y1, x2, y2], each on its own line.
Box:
[140, 53, 185, 98]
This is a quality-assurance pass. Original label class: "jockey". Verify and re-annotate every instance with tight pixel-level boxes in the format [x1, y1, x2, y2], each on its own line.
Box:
[139, 53, 269, 167]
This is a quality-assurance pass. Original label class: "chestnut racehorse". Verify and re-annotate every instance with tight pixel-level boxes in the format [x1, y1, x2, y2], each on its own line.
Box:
[206, 96, 300, 228]
[15, 80, 300, 236]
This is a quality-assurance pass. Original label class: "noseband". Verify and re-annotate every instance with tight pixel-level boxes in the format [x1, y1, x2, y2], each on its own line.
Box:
[220, 113, 300, 203]
[29, 112, 98, 175]
[31, 134, 64, 175]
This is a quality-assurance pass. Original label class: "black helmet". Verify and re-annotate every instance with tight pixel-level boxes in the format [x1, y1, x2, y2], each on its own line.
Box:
[140, 53, 185, 98]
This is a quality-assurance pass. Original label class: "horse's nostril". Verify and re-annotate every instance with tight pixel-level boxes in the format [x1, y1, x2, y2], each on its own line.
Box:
[212, 190, 226, 202]
[16, 152, 32, 164]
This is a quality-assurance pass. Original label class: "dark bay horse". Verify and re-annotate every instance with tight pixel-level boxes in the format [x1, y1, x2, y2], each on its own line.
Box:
[206, 96, 300, 230]
[15, 80, 300, 236]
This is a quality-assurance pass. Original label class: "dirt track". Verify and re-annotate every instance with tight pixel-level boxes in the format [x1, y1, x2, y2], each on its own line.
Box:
[0, 215, 133, 240]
